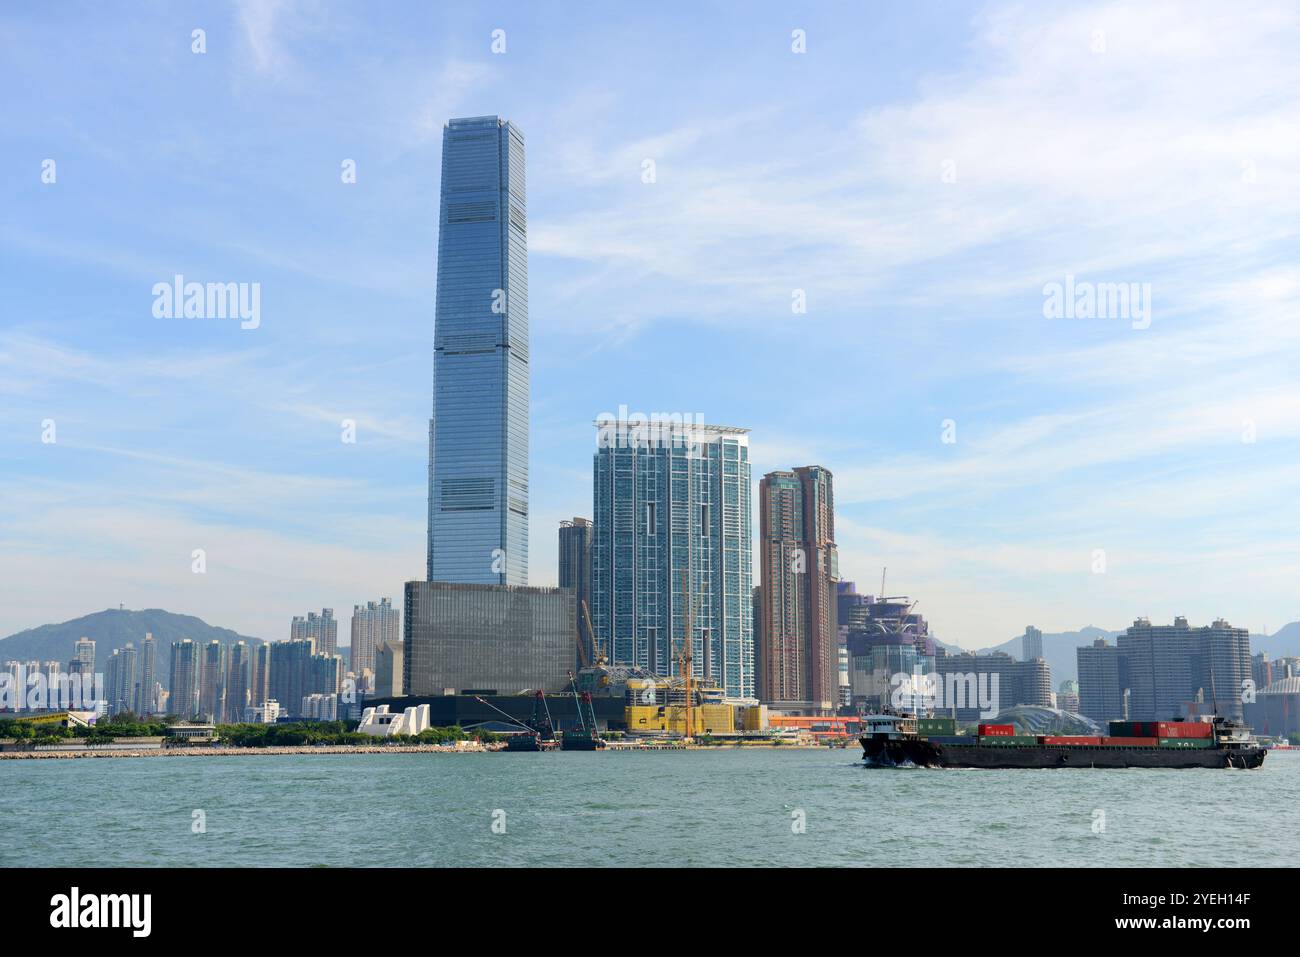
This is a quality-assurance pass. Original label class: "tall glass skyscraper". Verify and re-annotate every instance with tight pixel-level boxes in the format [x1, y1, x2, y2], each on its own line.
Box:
[591, 424, 754, 699]
[427, 116, 529, 586]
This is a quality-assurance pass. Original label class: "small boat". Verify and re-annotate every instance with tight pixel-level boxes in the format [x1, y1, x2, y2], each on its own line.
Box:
[506, 732, 558, 752]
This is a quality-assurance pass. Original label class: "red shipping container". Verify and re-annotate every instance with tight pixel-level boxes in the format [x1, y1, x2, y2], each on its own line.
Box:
[978, 724, 1014, 736]
[1044, 736, 1102, 745]
[1103, 736, 1158, 746]
[1156, 722, 1212, 739]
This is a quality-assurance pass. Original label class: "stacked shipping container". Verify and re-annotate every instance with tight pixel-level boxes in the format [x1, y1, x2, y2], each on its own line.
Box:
[1109, 721, 1212, 738]
[977, 724, 1014, 736]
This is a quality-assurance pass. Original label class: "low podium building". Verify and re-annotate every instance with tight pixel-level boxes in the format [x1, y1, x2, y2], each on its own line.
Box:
[403, 581, 576, 696]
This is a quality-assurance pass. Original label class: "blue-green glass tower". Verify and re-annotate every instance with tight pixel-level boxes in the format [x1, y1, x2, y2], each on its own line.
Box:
[427, 116, 529, 585]
[591, 425, 755, 699]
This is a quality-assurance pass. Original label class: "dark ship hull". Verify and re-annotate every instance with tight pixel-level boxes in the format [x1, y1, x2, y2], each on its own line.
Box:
[559, 731, 605, 751]
[505, 733, 557, 752]
[861, 737, 1266, 769]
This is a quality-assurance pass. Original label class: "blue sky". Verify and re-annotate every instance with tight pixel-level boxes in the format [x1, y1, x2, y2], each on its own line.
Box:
[2, 0, 1299, 649]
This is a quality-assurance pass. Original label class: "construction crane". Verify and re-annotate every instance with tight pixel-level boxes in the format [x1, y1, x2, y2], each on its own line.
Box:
[573, 611, 591, 670]
[563, 670, 605, 749]
[678, 568, 694, 741]
[580, 599, 606, 667]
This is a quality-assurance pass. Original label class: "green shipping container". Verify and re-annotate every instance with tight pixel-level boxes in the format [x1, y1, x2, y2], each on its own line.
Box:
[979, 735, 1038, 745]
[1108, 721, 1151, 736]
[1158, 737, 1213, 749]
[918, 718, 957, 736]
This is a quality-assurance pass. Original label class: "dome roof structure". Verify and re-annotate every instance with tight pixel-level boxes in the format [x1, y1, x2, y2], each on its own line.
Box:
[989, 705, 1102, 735]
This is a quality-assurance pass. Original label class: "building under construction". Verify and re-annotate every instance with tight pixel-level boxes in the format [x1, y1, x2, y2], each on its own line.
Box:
[837, 580, 939, 713]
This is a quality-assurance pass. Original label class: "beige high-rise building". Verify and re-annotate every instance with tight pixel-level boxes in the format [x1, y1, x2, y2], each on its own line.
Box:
[758, 466, 838, 715]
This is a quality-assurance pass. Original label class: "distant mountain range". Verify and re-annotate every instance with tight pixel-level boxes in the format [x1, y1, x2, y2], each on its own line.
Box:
[980, 627, 1119, 685]
[0, 608, 267, 691]
[1252, 621, 1300, 662]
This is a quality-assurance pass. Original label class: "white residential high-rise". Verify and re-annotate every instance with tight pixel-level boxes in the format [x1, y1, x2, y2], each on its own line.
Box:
[168, 639, 199, 718]
[350, 599, 400, 688]
[291, 609, 338, 657]
[72, 637, 95, 675]
[225, 641, 251, 724]
[137, 634, 157, 715]
[105, 643, 137, 716]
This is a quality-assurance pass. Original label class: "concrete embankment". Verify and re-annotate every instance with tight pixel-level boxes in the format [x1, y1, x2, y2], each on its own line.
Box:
[0, 743, 492, 759]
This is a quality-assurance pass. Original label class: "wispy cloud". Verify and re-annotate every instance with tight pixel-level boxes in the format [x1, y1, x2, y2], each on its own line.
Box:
[2, 0, 1298, 649]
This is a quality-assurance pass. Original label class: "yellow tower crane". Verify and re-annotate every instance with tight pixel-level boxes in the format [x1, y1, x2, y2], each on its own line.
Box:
[679, 568, 694, 741]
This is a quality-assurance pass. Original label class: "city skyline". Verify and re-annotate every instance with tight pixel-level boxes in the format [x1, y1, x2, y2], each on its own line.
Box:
[4, 2, 1300, 650]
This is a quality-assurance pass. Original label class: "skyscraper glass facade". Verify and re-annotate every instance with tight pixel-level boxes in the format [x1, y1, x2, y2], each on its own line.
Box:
[402, 581, 573, 696]
[427, 116, 529, 586]
[591, 425, 754, 699]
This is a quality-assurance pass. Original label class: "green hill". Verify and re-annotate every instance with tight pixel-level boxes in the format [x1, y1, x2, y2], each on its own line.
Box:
[0, 608, 266, 690]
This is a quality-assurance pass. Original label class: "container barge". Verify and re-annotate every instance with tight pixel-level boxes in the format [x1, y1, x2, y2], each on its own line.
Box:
[860, 714, 1265, 769]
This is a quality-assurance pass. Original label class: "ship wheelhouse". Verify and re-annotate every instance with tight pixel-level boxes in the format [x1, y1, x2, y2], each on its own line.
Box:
[862, 714, 918, 739]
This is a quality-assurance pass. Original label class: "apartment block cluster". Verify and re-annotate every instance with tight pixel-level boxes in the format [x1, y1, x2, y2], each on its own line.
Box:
[160, 602, 402, 724]
[14, 603, 377, 724]
[2, 636, 145, 716]
[1076, 617, 1261, 726]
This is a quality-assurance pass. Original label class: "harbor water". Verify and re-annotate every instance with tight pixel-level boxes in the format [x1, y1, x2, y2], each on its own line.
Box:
[3, 748, 1296, 867]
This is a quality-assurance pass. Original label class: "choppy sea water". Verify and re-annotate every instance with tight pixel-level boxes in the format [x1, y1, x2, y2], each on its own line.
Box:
[2, 748, 1296, 867]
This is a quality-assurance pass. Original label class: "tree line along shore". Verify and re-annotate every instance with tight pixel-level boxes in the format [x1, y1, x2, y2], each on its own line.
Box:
[0, 712, 498, 757]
